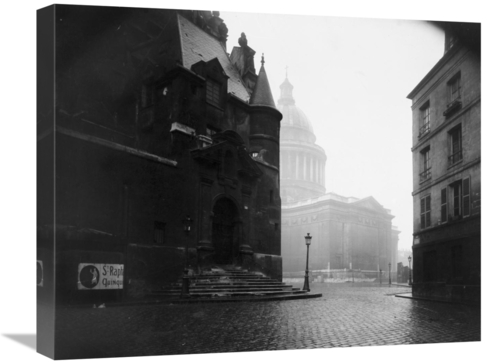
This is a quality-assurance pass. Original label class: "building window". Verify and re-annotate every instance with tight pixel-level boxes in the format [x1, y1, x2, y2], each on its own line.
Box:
[446, 177, 471, 221]
[206, 79, 221, 106]
[154, 221, 166, 244]
[419, 147, 431, 182]
[444, 72, 462, 117]
[449, 73, 461, 104]
[448, 125, 463, 165]
[270, 189, 274, 204]
[419, 102, 430, 138]
[420, 195, 431, 229]
[450, 180, 462, 219]
[440, 188, 448, 224]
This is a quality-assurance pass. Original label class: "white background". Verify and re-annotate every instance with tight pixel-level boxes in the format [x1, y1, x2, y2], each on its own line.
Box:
[0, 0, 496, 363]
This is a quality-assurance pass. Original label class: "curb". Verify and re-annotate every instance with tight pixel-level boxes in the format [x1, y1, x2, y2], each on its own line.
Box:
[60, 292, 324, 309]
[395, 292, 480, 306]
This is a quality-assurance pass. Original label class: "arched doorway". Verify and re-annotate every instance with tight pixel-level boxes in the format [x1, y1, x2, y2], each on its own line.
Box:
[212, 197, 239, 264]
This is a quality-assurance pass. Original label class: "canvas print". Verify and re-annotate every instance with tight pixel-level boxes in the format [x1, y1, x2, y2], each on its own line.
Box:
[37, 4, 481, 360]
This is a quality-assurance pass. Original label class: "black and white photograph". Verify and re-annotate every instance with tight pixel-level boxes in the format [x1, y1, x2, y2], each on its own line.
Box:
[1, 0, 497, 363]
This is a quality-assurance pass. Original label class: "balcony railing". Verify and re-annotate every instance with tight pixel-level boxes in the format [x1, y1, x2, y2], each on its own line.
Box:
[443, 98, 462, 117]
[448, 150, 463, 165]
[418, 124, 430, 138]
[419, 168, 431, 183]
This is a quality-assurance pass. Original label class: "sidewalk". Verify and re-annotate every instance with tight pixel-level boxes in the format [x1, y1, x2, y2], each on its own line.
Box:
[394, 290, 480, 306]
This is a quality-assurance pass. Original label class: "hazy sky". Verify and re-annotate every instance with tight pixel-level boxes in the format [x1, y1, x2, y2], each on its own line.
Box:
[221, 12, 444, 251]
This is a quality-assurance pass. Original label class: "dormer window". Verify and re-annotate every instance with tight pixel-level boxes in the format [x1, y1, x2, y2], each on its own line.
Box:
[191, 58, 228, 109]
[206, 78, 222, 107]
[445, 33, 458, 52]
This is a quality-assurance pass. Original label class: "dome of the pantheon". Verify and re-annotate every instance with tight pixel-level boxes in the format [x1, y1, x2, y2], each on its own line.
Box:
[277, 77, 316, 143]
[277, 76, 327, 203]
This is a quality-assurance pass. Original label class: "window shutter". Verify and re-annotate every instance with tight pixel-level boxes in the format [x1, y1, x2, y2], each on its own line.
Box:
[453, 184, 461, 217]
[441, 188, 447, 223]
[463, 178, 471, 217]
[425, 196, 431, 228]
[420, 198, 425, 229]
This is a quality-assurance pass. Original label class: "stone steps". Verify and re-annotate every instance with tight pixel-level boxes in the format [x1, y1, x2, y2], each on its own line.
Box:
[162, 281, 291, 288]
[147, 266, 316, 301]
[152, 286, 296, 294]
[150, 289, 307, 298]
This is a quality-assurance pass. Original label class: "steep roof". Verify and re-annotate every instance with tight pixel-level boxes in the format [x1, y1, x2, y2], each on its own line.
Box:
[177, 14, 250, 102]
[250, 58, 276, 108]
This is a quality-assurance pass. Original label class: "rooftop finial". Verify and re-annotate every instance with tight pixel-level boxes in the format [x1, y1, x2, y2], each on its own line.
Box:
[285, 65, 288, 79]
[261, 53, 265, 66]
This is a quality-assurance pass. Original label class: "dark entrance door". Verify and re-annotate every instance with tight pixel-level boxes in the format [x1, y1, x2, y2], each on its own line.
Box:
[212, 198, 238, 264]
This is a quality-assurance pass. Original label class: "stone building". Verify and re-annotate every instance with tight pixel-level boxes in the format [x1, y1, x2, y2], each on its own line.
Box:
[407, 22, 480, 303]
[37, 5, 282, 305]
[279, 77, 398, 275]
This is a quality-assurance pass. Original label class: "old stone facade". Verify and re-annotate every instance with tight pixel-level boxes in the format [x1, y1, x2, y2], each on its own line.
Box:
[279, 77, 398, 274]
[407, 22, 480, 303]
[37, 5, 282, 305]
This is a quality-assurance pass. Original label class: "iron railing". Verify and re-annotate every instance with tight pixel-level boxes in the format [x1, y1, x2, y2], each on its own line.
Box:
[419, 168, 431, 182]
[448, 150, 463, 165]
[418, 124, 430, 138]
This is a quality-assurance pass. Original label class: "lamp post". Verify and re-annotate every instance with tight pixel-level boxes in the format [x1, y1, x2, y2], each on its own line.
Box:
[379, 268, 382, 285]
[408, 256, 412, 286]
[303, 233, 312, 292]
[181, 215, 193, 298]
[388, 262, 392, 286]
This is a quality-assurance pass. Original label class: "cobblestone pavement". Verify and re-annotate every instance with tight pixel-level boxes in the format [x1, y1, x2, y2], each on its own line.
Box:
[54, 283, 481, 359]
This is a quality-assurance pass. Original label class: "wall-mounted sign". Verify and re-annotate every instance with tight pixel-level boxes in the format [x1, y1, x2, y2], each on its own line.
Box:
[37, 260, 43, 287]
[78, 263, 124, 290]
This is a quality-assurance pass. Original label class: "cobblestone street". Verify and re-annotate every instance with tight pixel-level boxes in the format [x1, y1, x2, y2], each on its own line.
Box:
[55, 283, 480, 359]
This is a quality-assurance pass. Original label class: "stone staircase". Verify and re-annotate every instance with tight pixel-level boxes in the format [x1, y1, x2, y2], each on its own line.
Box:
[147, 266, 321, 302]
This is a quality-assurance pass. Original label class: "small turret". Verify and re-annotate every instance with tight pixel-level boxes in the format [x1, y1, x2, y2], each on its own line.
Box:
[248, 54, 281, 168]
[250, 54, 276, 108]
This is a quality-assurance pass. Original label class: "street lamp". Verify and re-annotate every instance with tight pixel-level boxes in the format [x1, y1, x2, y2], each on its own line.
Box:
[388, 262, 391, 286]
[408, 256, 412, 286]
[303, 233, 312, 292]
[379, 268, 382, 285]
[181, 215, 193, 297]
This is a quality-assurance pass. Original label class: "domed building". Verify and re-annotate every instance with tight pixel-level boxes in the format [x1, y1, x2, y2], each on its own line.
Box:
[278, 76, 400, 278]
[278, 77, 327, 203]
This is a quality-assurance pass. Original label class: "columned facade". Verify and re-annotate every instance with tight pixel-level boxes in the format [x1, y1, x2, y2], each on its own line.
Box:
[279, 76, 398, 275]
[278, 77, 327, 203]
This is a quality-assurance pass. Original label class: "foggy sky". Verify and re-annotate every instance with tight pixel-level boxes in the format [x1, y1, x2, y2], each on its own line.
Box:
[222, 12, 445, 252]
